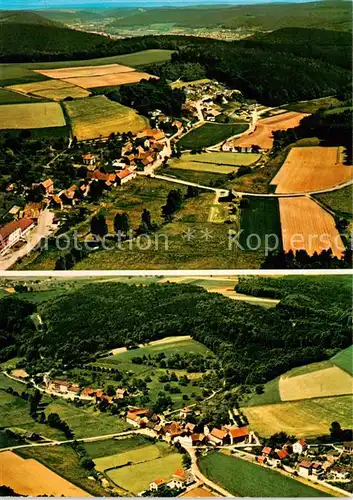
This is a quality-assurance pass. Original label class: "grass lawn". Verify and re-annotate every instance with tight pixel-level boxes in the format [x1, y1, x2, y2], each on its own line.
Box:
[0, 102, 66, 130]
[63, 95, 148, 141]
[169, 152, 260, 174]
[331, 345, 353, 375]
[94, 443, 165, 471]
[17, 445, 108, 496]
[93, 340, 211, 410]
[178, 122, 248, 149]
[74, 189, 238, 270]
[43, 399, 131, 439]
[244, 377, 281, 407]
[242, 395, 353, 438]
[106, 443, 182, 494]
[84, 435, 151, 459]
[315, 185, 353, 218]
[162, 167, 229, 188]
[198, 452, 330, 497]
[286, 97, 344, 114]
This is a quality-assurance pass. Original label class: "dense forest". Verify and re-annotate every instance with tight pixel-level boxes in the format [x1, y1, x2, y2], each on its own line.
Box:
[1, 17, 351, 107]
[0, 279, 351, 388]
[106, 79, 186, 117]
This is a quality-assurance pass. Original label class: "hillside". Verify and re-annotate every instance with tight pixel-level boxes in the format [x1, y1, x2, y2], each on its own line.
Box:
[0, 277, 351, 389]
[109, 1, 352, 32]
[0, 11, 64, 27]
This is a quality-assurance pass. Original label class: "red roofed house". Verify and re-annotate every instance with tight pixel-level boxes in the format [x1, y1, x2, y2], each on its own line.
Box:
[262, 447, 272, 456]
[293, 439, 307, 455]
[23, 202, 42, 222]
[82, 153, 96, 166]
[149, 478, 167, 491]
[40, 178, 54, 195]
[228, 426, 249, 445]
[0, 218, 34, 255]
[208, 428, 229, 446]
[170, 469, 194, 489]
[116, 169, 136, 186]
[276, 449, 289, 460]
[298, 460, 313, 478]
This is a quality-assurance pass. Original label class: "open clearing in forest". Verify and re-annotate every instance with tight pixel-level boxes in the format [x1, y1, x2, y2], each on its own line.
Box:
[35, 63, 157, 89]
[0, 102, 66, 129]
[270, 146, 353, 193]
[0, 451, 90, 497]
[8, 80, 90, 101]
[242, 394, 353, 438]
[232, 111, 308, 149]
[279, 197, 344, 258]
[63, 95, 148, 140]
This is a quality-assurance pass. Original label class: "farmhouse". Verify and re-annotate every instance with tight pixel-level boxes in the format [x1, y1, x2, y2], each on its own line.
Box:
[293, 439, 307, 454]
[0, 218, 34, 255]
[208, 428, 229, 446]
[149, 478, 168, 491]
[170, 469, 194, 489]
[116, 169, 136, 185]
[23, 202, 43, 222]
[82, 153, 96, 166]
[298, 460, 312, 478]
[227, 426, 249, 444]
[40, 178, 54, 195]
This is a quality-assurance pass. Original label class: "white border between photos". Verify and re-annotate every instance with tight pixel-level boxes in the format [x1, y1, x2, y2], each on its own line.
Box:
[0, 269, 353, 277]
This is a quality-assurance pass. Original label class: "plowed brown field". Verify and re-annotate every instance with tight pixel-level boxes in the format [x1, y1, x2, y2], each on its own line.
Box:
[34, 63, 134, 79]
[62, 71, 157, 89]
[232, 111, 308, 149]
[279, 197, 345, 258]
[271, 146, 353, 193]
[0, 451, 90, 497]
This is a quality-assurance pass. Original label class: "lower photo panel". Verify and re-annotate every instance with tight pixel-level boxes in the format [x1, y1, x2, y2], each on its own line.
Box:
[0, 272, 352, 498]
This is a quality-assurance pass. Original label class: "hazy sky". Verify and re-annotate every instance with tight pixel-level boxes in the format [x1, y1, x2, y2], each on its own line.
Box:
[3, 0, 311, 10]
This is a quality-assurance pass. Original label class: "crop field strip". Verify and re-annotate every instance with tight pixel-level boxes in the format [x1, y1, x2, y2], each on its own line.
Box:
[279, 197, 345, 258]
[34, 63, 158, 89]
[0, 102, 66, 129]
[271, 146, 353, 193]
[7, 80, 90, 100]
[63, 95, 148, 141]
[169, 152, 260, 174]
[0, 451, 90, 497]
[233, 111, 309, 149]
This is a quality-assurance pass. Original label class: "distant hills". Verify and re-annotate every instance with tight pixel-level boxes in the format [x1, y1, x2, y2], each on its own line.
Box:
[108, 1, 352, 32]
[0, 10, 64, 27]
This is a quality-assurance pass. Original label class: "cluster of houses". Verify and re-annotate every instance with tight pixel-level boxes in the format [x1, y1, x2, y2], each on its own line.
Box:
[149, 468, 195, 494]
[43, 375, 129, 403]
[126, 405, 252, 449]
[257, 438, 353, 483]
[221, 140, 266, 154]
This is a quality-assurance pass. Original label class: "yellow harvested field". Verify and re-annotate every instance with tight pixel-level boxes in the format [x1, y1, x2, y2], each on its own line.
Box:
[242, 395, 353, 437]
[8, 80, 90, 101]
[34, 63, 135, 79]
[0, 451, 90, 497]
[0, 102, 66, 129]
[279, 366, 353, 401]
[62, 71, 157, 89]
[270, 146, 353, 193]
[232, 111, 308, 149]
[279, 197, 345, 258]
[64, 95, 148, 141]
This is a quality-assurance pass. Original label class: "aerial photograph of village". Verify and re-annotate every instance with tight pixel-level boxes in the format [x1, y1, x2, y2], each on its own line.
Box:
[0, 0, 352, 271]
[0, 274, 352, 497]
[0, 0, 352, 497]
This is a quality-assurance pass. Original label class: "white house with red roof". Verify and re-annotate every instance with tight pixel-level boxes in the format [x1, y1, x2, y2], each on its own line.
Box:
[293, 439, 307, 454]
[0, 218, 34, 255]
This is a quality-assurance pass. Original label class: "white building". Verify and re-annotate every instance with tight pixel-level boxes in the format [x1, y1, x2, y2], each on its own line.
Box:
[0, 218, 34, 255]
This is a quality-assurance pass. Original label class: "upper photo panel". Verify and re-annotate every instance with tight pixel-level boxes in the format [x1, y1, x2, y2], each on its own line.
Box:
[0, 0, 352, 271]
